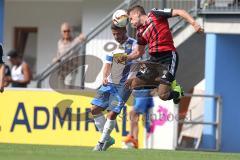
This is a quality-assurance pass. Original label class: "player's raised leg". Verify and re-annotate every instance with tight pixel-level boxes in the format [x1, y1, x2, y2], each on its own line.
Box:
[91, 84, 113, 151]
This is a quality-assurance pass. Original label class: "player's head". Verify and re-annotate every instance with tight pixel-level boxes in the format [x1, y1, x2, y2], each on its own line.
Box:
[127, 5, 146, 28]
[7, 50, 22, 65]
[61, 22, 72, 40]
[111, 23, 127, 44]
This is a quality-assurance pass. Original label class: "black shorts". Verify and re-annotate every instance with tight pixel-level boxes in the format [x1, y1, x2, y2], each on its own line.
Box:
[137, 51, 179, 85]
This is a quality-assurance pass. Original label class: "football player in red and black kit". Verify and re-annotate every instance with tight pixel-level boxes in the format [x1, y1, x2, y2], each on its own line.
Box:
[117, 5, 203, 104]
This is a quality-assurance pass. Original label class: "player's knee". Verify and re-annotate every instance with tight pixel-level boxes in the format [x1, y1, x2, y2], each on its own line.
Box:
[159, 93, 169, 101]
[158, 84, 171, 101]
[91, 105, 100, 115]
[90, 107, 97, 115]
[129, 110, 139, 122]
[108, 111, 118, 120]
[158, 89, 170, 101]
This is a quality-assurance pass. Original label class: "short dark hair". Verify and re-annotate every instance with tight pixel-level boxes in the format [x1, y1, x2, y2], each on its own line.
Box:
[111, 22, 127, 31]
[7, 50, 20, 59]
[127, 5, 146, 15]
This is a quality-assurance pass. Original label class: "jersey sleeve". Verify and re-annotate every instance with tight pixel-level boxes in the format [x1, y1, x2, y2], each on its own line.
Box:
[151, 8, 173, 19]
[105, 52, 113, 64]
[132, 39, 137, 50]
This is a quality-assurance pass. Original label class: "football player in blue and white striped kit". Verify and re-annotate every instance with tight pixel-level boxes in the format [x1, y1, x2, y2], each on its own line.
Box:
[91, 23, 137, 151]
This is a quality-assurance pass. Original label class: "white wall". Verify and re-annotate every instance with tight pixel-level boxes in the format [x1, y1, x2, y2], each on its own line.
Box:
[4, 0, 123, 77]
[4, 1, 83, 74]
[24, 32, 37, 75]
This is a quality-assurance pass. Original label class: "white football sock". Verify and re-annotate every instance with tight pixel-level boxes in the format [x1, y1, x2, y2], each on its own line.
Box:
[99, 118, 116, 143]
[93, 114, 106, 133]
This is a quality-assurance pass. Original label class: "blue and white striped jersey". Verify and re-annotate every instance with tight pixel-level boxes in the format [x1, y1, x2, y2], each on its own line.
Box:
[105, 37, 137, 85]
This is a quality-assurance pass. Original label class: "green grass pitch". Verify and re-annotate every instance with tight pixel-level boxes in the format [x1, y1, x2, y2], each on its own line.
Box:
[0, 143, 239, 160]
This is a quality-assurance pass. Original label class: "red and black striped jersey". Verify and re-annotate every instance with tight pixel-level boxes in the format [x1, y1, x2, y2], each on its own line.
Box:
[137, 8, 176, 55]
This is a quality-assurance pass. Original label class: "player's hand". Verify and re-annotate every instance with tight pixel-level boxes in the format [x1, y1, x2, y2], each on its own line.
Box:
[115, 54, 128, 64]
[192, 22, 204, 33]
[52, 57, 61, 63]
[124, 78, 133, 89]
[5, 77, 13, 82]
[78, 33, 86, 42]
[102, 77, 108, 86]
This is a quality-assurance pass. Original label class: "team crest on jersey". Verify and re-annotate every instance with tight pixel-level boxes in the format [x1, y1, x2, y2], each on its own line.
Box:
[111, 100, 119, 106]
[111, 100, 124, 106]
[125, 43, 132, 50]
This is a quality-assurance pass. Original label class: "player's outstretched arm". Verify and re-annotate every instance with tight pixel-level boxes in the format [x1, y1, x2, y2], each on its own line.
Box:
[115, 45, 145, 63]
[172, 9, 204, 33]
[127, 44, 145, 61]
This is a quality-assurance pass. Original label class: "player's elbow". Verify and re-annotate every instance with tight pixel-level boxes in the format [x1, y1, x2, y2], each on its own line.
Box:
[26, 79, 31, 84]
[135, 50, 142, 58]
[136, 49, 145, 58]
[23, 75, 32, 84]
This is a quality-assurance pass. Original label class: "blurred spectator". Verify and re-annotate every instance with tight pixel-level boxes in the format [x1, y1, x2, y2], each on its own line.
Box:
[0, 44, 4, 92]
[7, 50, 32, 88]
[53, 22, 85, 88]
